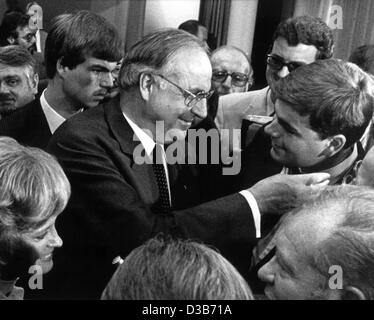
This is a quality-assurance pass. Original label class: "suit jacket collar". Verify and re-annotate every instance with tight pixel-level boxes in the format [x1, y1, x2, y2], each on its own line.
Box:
[103, 96, 140, 156]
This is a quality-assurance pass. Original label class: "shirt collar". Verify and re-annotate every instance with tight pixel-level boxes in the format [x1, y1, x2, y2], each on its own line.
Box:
[40, 89, 84, 134]
[40, 89, 65, 134]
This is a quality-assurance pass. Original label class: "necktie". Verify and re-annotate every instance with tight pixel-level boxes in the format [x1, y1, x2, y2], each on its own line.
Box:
[152, 144, 171, 213]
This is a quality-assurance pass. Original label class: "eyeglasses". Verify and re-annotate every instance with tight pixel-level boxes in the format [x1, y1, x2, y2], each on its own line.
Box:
[212, 70, 250, 87]
[266, 54, 305, 73]
[154, 74, 214, 108]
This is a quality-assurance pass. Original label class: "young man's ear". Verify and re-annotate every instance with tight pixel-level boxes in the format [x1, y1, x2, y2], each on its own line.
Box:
[342, 286, 367, 300]
[139, 73, 154, 101]
[56, 57, 70, 77]
[328, 134, 346, 155]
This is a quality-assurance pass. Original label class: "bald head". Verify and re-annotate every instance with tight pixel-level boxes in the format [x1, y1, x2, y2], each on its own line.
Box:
[210, 46, 253, 96]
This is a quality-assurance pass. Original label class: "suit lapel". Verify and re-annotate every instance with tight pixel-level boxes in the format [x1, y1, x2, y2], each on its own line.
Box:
[103, 96, 140, 157]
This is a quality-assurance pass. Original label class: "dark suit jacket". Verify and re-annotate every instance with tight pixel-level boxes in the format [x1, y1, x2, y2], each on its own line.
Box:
[0, 98, 51, 149]
[44, 97, 258, 299]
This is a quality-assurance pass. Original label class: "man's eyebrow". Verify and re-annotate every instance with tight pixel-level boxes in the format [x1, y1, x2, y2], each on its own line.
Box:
[277, 114, 299, 134]
[4, 75, 21, 80]
[272, 53, 307, 65]
[89, 64, 110, 70]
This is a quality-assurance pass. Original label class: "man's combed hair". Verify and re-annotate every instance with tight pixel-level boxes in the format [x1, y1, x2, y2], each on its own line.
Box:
[0, 12, 30, 47]
[0, 45, 36, 73]
[0, 137, 70, 280]
[178, 19, 205, 37]
[102, 235, 254, 300]
[273, 15, 334, 59]
[272, 59, 374, 149]
[119, 29, 207, 90]
[289, 185, 374, 300]
[45, 10, 124, 79]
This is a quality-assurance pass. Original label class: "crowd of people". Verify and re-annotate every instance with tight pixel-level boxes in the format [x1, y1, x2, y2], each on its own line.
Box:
[0, 2, 373, 300]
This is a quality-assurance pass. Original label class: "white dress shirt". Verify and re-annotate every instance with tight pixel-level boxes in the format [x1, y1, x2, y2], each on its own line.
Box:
[40, 90, 84, 134]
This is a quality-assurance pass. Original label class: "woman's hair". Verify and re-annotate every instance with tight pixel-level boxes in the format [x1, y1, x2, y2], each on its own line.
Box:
[0, 137, 70, 279]
[102, 235, 254, 300]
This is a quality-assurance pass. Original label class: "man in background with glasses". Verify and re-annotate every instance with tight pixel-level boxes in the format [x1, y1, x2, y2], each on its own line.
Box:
[47, 29, 329, 299]
[0, 11, 47, 79]
[211, 46, 253, 97]
[206, 45, 253, 121]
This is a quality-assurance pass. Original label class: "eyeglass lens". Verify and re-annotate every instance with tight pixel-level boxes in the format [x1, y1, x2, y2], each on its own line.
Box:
[267, 55, 303, 72]
[212, 71, 249, 87]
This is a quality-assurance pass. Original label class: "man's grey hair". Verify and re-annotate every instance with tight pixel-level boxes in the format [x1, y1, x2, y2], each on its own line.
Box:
[287, 185, 374, 299]
[0, 45, 37, 74]
[101, 235, 254, 300]
[119, 29, 208, 90]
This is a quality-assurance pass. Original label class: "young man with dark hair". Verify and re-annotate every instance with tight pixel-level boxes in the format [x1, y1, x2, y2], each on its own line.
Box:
[266, 59, 372, 183]
[0, 10, 123, 149]
[178, 19, 208, 49]
[246, 59, 374, 294]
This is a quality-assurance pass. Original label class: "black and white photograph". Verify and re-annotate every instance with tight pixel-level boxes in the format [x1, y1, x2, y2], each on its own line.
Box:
[0, 0, 373, 308]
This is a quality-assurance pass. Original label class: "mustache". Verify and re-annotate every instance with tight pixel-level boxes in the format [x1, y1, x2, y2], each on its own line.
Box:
[0, 93, 15, 101]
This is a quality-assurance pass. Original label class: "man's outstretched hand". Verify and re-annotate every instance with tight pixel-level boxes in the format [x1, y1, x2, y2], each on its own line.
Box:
[249, 173, 330, 215]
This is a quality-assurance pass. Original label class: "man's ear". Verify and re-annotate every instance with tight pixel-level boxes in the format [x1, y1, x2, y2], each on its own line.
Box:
[342, 286, 367, 300]
[56, 58, 69, 77]
[139, 73, 153, 101]
[31, 73, 39, 94]
[327, 134, 346, 155]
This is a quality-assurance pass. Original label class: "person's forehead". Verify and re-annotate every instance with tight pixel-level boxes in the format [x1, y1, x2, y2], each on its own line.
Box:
[81, 56, 119, 70]
[26, 215, 58, 236]
[169, 48, 212, 88]
[275, 99, 312, 130]
[211, 49, 250, 74]
[0, 64, 31, 78]
[272, 37, 318, 64]
[278, 212, 324, 263]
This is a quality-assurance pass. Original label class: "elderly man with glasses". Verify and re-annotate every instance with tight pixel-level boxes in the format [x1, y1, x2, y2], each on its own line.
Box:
[204, 45, 253, 122]
[46, 29, 329, 299]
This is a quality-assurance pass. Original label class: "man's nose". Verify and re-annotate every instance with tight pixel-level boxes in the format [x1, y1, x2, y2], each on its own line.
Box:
[257, 255, 276, 284]
[190, 100, 207, 119]
[100, 72, 115, 88]
[277, 66, 290, 78]
[264, 119, 280, 138]
[49, 227, 63, 248]
[222, 75, 232, 89]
